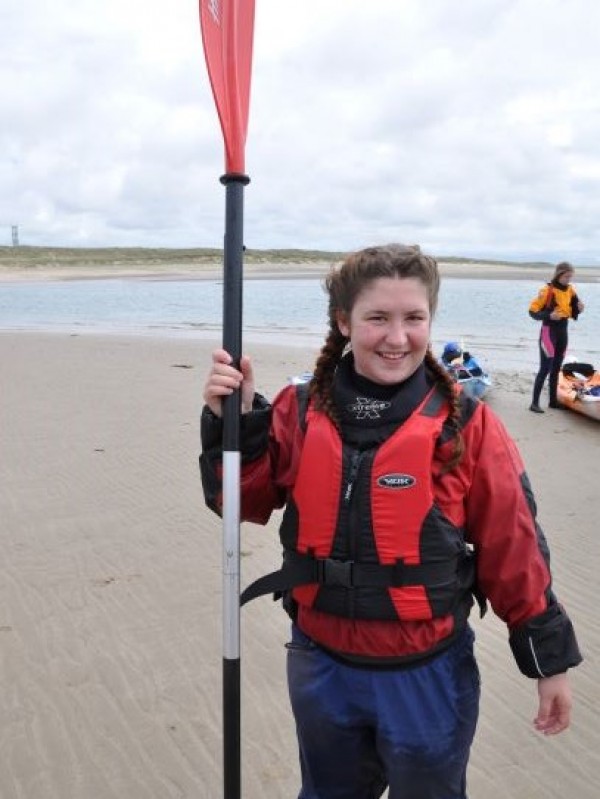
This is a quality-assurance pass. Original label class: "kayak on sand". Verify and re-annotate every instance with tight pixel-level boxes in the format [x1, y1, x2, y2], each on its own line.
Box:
[557, 362, 600, 421]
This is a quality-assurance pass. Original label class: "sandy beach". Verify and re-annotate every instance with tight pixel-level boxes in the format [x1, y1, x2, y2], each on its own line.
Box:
[1, 330, 599, 798]
[0, 260, 600, 283]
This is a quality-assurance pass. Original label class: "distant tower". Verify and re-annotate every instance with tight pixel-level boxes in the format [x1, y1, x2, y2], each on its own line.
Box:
[11, 225, 19, 246]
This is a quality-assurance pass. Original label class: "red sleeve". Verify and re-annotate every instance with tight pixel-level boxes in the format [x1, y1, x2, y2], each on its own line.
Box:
[238, 384, 304, 524]
[462, 404, 552, 628]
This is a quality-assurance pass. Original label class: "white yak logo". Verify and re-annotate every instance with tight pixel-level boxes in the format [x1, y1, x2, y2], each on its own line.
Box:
[377, 474, 417, 489]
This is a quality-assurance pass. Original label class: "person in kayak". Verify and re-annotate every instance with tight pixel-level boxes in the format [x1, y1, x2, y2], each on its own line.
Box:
[529, 261, 585, 413]
[200, 244, 581, 799]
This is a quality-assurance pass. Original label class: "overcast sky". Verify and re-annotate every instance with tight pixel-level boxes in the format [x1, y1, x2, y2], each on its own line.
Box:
[2, 0, 600, 262]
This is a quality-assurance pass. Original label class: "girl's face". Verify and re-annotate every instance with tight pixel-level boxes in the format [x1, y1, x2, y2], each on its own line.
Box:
[557, 270, 574, 286]
[337, 276, 432, 385]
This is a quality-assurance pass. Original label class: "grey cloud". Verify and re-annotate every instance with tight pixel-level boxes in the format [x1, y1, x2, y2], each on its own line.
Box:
[2, 0, 600, 263]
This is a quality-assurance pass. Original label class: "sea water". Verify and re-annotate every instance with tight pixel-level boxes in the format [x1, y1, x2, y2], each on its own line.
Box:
[1, 277, 598, 372]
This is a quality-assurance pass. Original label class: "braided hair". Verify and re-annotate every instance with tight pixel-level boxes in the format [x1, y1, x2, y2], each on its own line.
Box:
[309, 243, 464, 470]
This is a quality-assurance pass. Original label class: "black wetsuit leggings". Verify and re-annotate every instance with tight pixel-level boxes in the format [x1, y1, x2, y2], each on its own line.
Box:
[532, 323, 568, 406]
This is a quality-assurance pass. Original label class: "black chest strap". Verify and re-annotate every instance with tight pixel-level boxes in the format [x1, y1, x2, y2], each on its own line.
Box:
[240, 550, 462, 606]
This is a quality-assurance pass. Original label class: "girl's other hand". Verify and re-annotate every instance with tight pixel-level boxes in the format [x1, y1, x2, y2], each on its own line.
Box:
[534, 673, 572, 736]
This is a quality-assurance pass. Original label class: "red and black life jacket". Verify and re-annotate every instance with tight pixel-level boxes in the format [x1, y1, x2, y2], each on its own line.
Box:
[242, 386, 476, 623]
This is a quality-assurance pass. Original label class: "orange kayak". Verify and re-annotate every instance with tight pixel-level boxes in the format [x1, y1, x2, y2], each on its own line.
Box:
[557, 364, 600, 421]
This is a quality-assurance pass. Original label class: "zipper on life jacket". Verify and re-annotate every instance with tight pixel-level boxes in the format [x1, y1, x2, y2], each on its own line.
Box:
[344, 449, 363, 504]
[334, 446, 364, 552]
[340, 448, 364, 617]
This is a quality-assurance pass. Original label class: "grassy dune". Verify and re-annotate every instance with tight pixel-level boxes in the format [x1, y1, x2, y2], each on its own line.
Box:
[0, 245, 557, 269]
[6, 246, 597, 282]
[0, 246, 346, 270]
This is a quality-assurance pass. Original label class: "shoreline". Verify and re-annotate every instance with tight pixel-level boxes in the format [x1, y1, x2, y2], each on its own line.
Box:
[2, 260, 600, 283]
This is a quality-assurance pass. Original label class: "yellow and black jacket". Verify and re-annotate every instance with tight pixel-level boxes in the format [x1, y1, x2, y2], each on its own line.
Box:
[529, 281, 580, 323]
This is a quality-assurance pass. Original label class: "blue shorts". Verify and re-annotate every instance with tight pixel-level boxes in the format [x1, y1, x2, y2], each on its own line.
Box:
[286, 625, 480, 799]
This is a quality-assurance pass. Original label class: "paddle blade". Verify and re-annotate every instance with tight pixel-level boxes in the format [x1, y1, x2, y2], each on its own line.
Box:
[199, 0, 255, 174]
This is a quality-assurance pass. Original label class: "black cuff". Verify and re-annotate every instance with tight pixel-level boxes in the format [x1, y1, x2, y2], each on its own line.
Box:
[200, 394, 272, 460]
[240, 396, 271, 461]
[200, 405, 224, 450]
[509, 604, 583, 678]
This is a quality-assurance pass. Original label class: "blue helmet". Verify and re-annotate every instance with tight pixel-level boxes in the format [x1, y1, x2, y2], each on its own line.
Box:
[442, 341, 462, 363]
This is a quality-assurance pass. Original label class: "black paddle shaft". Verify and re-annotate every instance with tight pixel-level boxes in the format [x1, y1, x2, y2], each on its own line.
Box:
[220, 173, 250, 451]
[219, 172, 249, 799]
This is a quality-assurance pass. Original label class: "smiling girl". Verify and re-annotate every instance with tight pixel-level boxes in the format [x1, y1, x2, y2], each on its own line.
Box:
[200, 244, 581, 799]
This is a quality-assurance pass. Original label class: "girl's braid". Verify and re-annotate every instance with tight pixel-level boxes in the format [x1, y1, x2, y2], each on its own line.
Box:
[309, 327, 347, 430]
[424, 349, 465, 471]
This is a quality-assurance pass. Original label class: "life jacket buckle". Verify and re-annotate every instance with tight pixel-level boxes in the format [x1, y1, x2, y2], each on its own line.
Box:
[318, 558, 355, 588]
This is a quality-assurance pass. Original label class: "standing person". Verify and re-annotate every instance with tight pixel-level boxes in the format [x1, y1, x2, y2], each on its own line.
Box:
[200, 244, 581, 799]
[529, 261, 585, 413]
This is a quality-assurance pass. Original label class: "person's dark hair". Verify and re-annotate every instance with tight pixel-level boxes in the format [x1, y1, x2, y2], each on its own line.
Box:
[553, 261, 574, 281]
[309, 243, 464, 469]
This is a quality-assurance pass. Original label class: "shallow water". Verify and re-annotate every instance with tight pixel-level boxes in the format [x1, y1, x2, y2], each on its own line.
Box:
[1, 277, 598, 372]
